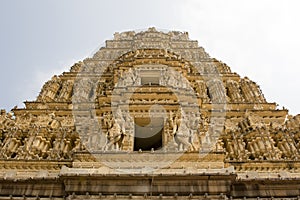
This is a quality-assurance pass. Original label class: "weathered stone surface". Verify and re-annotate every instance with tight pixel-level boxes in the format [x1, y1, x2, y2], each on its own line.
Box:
[0, 28, 299, 199]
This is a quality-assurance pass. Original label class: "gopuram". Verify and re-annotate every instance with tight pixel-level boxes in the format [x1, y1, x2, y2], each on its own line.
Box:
[1, 28, 300, 199]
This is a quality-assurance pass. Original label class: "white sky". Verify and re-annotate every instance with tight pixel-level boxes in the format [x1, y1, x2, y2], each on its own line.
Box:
[0, 0, 299, 115]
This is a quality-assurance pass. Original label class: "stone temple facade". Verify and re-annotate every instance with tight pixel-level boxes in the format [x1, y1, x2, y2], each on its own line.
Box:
[1, 28, 300, 199]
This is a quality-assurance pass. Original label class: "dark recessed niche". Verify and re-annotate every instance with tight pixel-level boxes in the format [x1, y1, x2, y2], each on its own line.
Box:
[134, 118, 163, 151]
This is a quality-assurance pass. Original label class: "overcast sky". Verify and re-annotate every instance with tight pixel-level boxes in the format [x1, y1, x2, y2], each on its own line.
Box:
[1, 0, 300, 115]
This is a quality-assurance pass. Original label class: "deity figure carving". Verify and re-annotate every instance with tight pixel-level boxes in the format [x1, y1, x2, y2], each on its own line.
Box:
[194, 114, 208, 150]
[187, 112, 200, 150]
[103, 120, 126, 151]
[97, 81, 106, 96]
[169, 111, 196, 151]
[121, 68, 138, 87]
[73, 138, 82, 152]
[48, 113, 61, 130]
[49, 134, 63, 159]
[103, 112, 113, 131]
[168, 111, 179, 148]
[164, 69, 177, 87]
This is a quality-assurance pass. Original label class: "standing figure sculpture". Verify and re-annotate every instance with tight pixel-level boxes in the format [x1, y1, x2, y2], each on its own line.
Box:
[104, 120, 126, 151]
[170, 110, 195, 151]
[168, 111, 179, 149]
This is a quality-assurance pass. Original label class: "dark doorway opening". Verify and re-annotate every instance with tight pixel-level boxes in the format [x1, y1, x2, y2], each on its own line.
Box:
[134, 118, 163, 151]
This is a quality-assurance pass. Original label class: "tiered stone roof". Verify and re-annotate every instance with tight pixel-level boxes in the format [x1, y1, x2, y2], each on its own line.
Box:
[0, 28, 299, 199]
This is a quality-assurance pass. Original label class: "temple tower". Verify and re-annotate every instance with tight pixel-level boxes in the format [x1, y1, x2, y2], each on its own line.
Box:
[0, 28, 300, 199]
